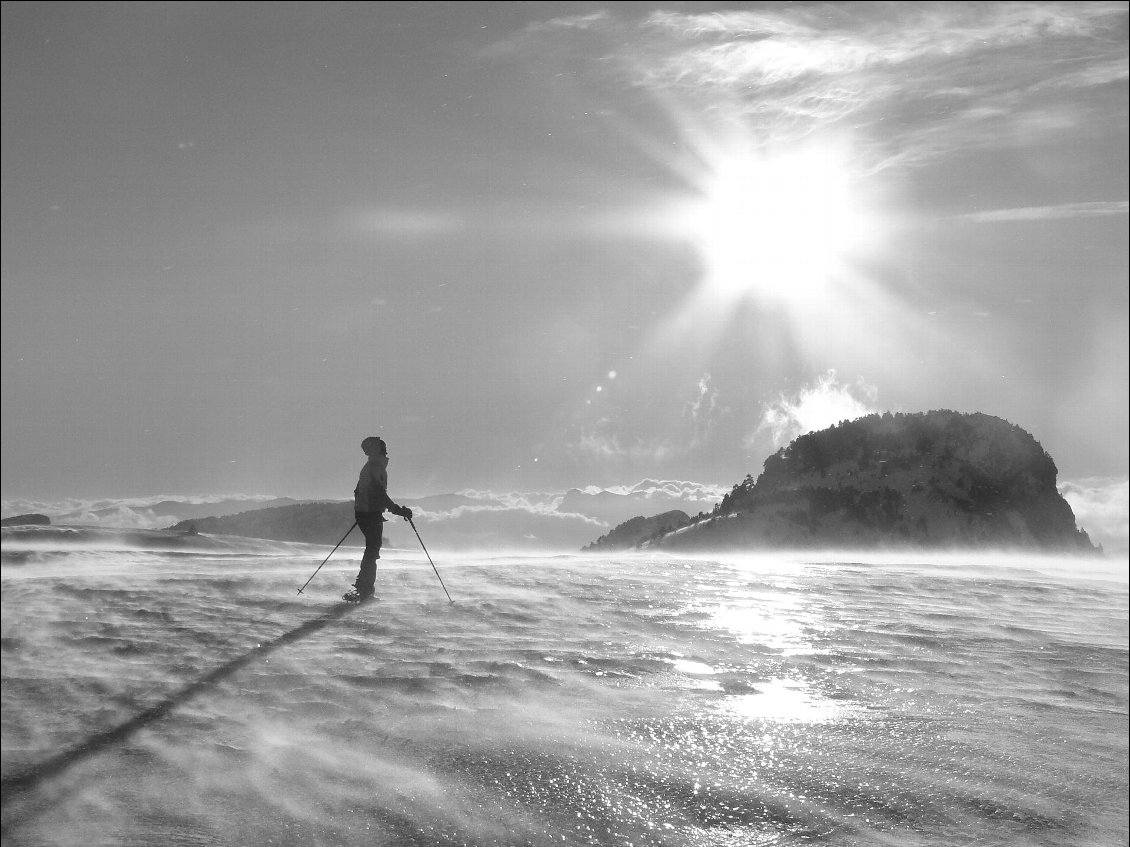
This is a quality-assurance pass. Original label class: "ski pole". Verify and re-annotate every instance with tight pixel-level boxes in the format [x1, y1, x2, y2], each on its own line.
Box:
[408, 517, 453, 603]
[297, 521, 357, 595]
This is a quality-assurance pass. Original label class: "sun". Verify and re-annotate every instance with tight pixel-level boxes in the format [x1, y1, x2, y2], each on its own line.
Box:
[684, 141, 869, 306]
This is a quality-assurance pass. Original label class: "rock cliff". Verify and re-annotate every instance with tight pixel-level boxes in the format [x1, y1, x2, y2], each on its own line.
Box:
[592, 411, 1099, 554]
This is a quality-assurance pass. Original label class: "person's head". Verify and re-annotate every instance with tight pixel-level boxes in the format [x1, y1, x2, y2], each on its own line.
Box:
[361, 436, 387, 458]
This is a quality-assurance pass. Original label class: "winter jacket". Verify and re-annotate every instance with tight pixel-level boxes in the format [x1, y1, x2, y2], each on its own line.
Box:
[354, 455, 397, 517]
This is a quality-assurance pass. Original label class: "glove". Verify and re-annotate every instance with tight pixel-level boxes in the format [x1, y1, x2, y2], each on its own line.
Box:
[393, 505, 413, 520]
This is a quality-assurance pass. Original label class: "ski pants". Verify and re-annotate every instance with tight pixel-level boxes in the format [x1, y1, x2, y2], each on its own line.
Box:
[352, 511, 384, 594]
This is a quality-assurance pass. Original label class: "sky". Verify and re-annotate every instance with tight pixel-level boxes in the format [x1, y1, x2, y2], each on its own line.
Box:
[3, 2, 1128, 522]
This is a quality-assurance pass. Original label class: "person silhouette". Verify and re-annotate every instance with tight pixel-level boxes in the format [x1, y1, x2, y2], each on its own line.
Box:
[344, 436, 412, 602]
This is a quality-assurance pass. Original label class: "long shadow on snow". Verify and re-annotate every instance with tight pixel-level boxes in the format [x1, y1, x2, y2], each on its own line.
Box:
[1, 600, 359, 817]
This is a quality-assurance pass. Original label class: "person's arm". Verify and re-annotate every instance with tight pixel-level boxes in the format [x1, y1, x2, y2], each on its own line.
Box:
[370, 469, 412, 519]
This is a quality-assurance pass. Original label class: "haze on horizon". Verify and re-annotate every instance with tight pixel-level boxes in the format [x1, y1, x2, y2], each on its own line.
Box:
[2, 3, 1127, 534]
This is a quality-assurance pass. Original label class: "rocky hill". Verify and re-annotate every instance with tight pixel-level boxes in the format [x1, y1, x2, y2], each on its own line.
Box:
[591, 411, 1099, 554]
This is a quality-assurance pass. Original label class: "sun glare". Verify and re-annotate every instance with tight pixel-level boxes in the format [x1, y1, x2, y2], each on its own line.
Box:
[686, 143, 868, 306]
[636, 123, 895, 380]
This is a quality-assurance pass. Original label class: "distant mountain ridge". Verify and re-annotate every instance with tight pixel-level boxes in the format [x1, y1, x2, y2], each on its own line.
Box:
[163, 411, 1099, 554]
[165, 486, 719, 551]
[583, 510, 691, 552]
[169, 501, 361, 547]
[0, 513, 51, 527]
[588, 411, 1099, 554]
[60, 497, 301, 526]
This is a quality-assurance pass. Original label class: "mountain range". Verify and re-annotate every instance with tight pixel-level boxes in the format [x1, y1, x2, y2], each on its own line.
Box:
[6, 412, 1101, 555]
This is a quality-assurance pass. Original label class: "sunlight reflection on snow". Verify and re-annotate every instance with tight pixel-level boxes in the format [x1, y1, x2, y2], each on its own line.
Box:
[721, 678, 853, 724]
[705, 601, 812, 653]
[671, 559, 861, 726]
[671, 658, 716, 676]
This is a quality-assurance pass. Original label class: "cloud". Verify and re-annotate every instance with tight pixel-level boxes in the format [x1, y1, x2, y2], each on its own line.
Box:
[341, 207, 465, 240]
[561, 479, 727, 524]
[641, 9, 876, 87]
[407, 500, 603, 551]
[400, 482, 730, 550]
[506, 2, 1126, 176]
[480, 9, 614, 63]
[755, 370, 879, 449]
[1029, 55, 1129, 92]
[582, 479, 729, 502]
[639, 4, 1125, 91]
[525, 10, 610, 35]
[684, 373, 724, 448]
[571, 427, 675, 466]
[2, 485, 729, 552]
[566, 374, 733, 471]
[416, 489, 577, 522]
[1059, 476, 1130, 555]
[957, 201, 1130, 223]
[407, 481, 728, 549]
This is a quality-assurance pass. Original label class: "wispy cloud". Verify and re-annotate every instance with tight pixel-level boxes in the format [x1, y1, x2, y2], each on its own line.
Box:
[638, 3, 1125, 94]
[419, 489, 577, 522]
[523, 10, 610, 35]
[1, 485, 727, 552]
[570, 479, 728, 503]
[567, 374, 733, 467]
[408, 479, 727, 549]
[573, 429, 675, 465]
[957, 201, 1129, 223]
[754, 370, 879, 449]
[342, 207, 466, 239]
[684, 373, 725, 448]
[1060, 476, 1130, 555]
[506, 2, 1127, 176]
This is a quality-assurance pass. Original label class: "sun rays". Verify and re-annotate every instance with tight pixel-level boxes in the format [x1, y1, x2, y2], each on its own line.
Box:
[626, 110, 902, 387]
[681, 139, 872, 309]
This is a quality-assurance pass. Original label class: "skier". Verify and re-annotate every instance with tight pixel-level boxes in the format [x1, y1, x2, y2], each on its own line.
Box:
[344, 436, 412, 602]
